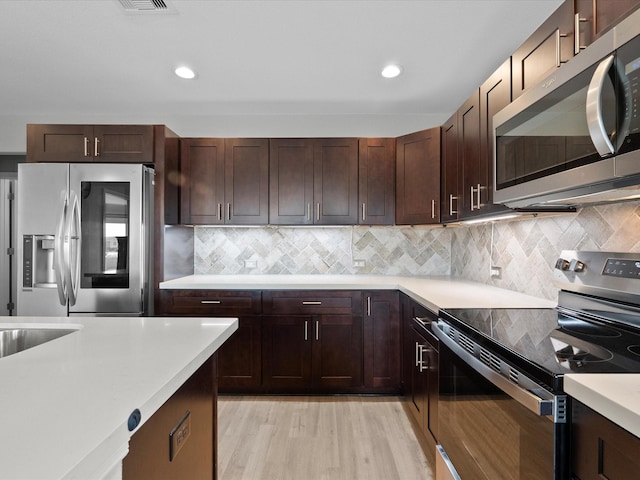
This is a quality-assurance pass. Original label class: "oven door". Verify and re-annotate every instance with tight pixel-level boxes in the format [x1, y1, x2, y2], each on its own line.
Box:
[434, 321, 568, 480]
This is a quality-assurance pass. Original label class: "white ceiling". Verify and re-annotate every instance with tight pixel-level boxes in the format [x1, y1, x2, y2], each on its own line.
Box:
[0, 0, 562, 153]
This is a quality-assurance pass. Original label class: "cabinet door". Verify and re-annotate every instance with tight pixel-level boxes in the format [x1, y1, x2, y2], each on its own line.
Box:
[396, 127, 441, 225]
[218, 316, 262, 392]
[180, 138, 225, 225]
[576, 0, 640, 48]
[358, 138, 395, 225]
[269, 138, 314, 225]
[312, 314, 363, 389]
[262, 315, 312, 391]
[93, 125, 154, 163]
[440, 113, 459, 223]
[224, 138, 269, 225]
[479, 58, 513, 217]
[26, 124, 94, 162]
[363, 291, 400, 390]
[408, 326, 428, 429]
[512, 0, 574, 100]
[459, 91, 481, 219]
[314, 138, 359, 225]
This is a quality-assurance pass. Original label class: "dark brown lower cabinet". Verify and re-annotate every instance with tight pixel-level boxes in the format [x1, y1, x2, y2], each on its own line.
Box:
[217, 316, 262, 392]
[123, 355, 217, 480]
[262, 314, 363, 392]
[402, 294, 439, 462]
[571, 399, 640, 480]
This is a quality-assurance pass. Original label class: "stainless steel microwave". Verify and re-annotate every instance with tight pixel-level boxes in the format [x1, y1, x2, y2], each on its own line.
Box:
[493, 8, 640, 209]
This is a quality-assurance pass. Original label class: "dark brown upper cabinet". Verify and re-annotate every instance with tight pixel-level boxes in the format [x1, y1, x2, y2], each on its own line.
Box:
[269, 138, 358, 225]
[511, 0, 574, 100]
[459, 91, 481, 219]
[396, 127, 441, 225]
[358, 138, 396, 225]
[180, 138, 269, 225]
[440, 113, 459, 223]
[27, 124, 154, 163]
[575, 0, 640, 50]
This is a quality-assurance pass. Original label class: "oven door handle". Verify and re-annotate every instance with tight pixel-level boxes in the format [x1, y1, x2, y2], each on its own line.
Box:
[433, 322, 556, 418]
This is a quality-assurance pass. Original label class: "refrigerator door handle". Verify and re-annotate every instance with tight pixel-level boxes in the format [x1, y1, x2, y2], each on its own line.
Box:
[54, 192, 68, 306]
[65, 190, 81, 307]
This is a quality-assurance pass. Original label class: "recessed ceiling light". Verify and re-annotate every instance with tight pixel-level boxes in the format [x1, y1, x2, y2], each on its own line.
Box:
[174, 66, 196, 79]
[381, 64, 402, 78]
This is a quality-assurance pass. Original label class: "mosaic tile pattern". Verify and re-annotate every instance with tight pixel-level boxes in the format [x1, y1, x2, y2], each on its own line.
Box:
[451, 201, 640, 300]
[194, 226, 452, 276]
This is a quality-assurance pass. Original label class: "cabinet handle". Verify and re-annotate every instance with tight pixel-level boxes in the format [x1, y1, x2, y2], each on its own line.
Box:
[575, 13, 588, 55]
[302, 301, 322, 305]
[449, 194, 458, 216]
[362, 203, 366, 222]
[367, 296, 371, 316]
[413, 316, 429, 327]
[556, 29, 569, 67]
[470, 185, 476, 211]
[431, 199, 436, 219]
[306, 203, 311, 221]
[83, 137, 90, 157]
[419, 345, 429, 372]
[315, 320, 319, 341]
[217, 203, 222, 221]
[477, 184, 482, 210]
[200, 300, 221, 304]
[415, 341, 420, 367]
[304, 320, 308, 341]
[316, 202, 320, 221]
[94, 137, 100, 157]
[227, 203, 231, 221]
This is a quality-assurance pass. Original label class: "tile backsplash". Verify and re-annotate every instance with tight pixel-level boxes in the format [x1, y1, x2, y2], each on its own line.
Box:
[194, 226, 452, 276]
[184, 200, 640, 301]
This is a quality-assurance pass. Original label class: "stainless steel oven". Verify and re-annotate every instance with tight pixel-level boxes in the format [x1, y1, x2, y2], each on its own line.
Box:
[434, 250, 640, 479]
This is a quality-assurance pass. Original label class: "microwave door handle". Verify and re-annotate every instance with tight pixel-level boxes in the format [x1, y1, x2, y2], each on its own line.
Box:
[586, 54, 616, 156]
[54, 192, 68, 306]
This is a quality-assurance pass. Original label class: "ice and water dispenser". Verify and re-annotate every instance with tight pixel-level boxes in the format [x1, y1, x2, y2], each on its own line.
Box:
[22, 235, 57, 289]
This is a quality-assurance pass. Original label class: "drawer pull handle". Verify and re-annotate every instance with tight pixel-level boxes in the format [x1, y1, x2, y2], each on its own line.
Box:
[302, 301, 322, 305]
[201, 300, 222, 304]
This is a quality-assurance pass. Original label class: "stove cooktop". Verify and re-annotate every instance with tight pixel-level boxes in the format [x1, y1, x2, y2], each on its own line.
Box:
[439, 306, 640, 392]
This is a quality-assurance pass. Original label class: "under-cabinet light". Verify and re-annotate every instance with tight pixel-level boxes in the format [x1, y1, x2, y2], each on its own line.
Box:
[381, 64, 402, 78]
[174, 66, 196, 79]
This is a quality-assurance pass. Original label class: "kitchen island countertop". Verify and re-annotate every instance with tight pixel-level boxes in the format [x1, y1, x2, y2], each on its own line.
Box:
[0, 315, 237, 480]
[159, 274, 557, 311]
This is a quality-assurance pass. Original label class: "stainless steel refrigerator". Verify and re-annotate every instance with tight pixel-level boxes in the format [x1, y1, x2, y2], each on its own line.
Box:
[17, 163, 153, 316]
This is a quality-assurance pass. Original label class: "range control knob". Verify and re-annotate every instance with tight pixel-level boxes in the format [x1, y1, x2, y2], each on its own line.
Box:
[555, 258, 571, 270]
[571, 260, 586, 272]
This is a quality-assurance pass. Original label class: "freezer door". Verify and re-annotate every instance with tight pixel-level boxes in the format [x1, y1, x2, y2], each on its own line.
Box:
[17, 163, 69, 316]
[68, 163, 149, 315]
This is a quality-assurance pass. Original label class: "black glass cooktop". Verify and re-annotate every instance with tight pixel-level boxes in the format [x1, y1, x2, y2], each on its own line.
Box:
[439, 307, 640, 391]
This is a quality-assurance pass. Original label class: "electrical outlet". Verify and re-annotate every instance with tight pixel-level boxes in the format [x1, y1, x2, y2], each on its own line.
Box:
[490, 266, 502, 279]
[353, 259, 366, 268]
[244, 259, 257, 269]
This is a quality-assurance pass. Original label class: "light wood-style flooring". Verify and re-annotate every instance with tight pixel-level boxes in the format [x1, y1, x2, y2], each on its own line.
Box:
[218, 396, 433, 480]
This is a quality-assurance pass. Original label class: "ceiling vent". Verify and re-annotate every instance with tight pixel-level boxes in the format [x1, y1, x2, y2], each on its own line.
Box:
[116, 0, 177, 13]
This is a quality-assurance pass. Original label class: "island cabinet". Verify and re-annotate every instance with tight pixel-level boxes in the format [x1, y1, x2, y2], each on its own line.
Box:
[363, 290, 401, 391]
[358, 138, 396, 225]
[511, 0, 574, 100]
[26, 124, 155, 163]
[396, 127, 441, 225]
[402, 294, 439, 461]
[159, 290, 262, 392]
[180, 138, 269, 225]
[571, 399, 640, 479]
[123, 355, 218, 480]
[262, 290, 363, 392]
[269, 138, 359, 225]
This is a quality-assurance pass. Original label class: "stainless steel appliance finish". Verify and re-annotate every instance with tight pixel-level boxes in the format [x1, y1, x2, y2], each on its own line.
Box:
[493, 8, 640, 209]
[435, 250, 640, 479]
[17, 163, 153, 316]
[0, 177, 16, 315]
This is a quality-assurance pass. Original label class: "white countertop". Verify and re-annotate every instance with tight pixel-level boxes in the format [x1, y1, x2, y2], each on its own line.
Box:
[564, 374, 640, 438]
[159, 274, 557, 311]
[0, 315, 237, 480]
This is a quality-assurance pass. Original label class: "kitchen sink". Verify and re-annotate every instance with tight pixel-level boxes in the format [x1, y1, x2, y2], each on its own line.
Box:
[0, 327, 78, 358]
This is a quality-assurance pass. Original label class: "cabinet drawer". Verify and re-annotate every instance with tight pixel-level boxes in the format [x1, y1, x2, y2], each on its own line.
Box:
[263, 291, 362, 315]
[163, 290, 262, 315]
